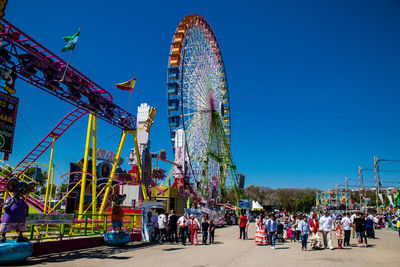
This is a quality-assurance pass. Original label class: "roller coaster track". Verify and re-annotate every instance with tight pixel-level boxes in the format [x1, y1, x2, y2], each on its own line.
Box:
[0, 17, 138, 213]
[0, 108, 88, 212]
[0, 17, 136, 130]
[1, 107, 87, 182]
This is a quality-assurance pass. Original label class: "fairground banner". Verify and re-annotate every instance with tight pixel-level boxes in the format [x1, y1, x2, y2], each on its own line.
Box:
[0, 92, 18, 153]
[26, 213, 74, 225]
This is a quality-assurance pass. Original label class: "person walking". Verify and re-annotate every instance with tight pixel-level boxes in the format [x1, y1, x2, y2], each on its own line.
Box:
[354, 212, 367, 247]
[319, 211, 334, 250]
[201, 215, 209, 245]
[168, 210, 178, 243]
[245, 213, 250, 239]
[264, 214, 270, 238]
[336, 221, 344, 249]
[286, 219, 294, 242]
[190, 214, 200, 245]
[350, 212, 356, 239]
[238, 211, 247, 240]
[295, 214, 302, 242]
[178, 213, 189, 245]
[299, 215, 310, 251]
[153, 212, 160, 242]
[309, 213, 322, 249]
[266, 214, 278, 249]
[209, 219, 215, 244]
[254, 215, 268, 246]
[341, 212, 352, 247]
[365, 215, 375, 239]
[158, 210, 167, 244]
[396, 214, 400, 238]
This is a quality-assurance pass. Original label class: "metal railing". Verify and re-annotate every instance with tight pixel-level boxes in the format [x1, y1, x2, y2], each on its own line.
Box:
[23, 213, 141, 242]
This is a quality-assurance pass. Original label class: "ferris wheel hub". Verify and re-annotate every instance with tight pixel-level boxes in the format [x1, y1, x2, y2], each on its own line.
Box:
[207, 90, 216, 112]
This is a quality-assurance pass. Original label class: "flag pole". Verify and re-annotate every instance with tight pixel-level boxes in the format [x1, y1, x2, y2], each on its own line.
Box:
[123, 83, 135, 118]
[60, 26, 81, 82]
[60, 48, 74, 82]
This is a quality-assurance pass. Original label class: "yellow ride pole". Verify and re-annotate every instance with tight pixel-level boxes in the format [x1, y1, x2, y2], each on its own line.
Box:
[44, 135, 56, 213]
[78, 114, 93, 219]
[132, 130, 148, 202]
[47, 164, 55, 213]
[45, 165, 55, 238]
[91, 115, 97, 216]
[98, 131, 127, 214]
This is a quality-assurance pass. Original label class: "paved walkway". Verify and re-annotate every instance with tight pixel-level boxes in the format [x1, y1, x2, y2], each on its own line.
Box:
[22, 224, 400, 267]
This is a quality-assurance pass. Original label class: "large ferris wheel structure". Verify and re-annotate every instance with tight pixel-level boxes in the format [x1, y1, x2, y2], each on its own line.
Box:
[167, 15, 242, 202]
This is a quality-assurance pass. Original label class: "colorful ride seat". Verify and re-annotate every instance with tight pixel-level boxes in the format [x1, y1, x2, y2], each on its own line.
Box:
[167, 82, 179, 95]
[0, 240, 33, 263]
[168, 67, 180, 80]
[168, 99, 179, 111]
[168, 116, 180, 128]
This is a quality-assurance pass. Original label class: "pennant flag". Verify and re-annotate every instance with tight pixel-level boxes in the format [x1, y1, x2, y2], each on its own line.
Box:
[388, 195, 394, 206]
[378, 193, 384, 204]
[116, 77, 136, 92]
[62, 28, 80, 52]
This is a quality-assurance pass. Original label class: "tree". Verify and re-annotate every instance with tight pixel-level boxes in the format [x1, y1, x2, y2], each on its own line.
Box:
[243, 185, 318, 212]
[22, 166, 48, 194]
[296, 195, 316, 212]
[57, 183, 69, 194]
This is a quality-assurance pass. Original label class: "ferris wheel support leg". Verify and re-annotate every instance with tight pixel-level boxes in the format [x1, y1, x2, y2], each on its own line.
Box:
[44, 135, 56, 213]
[99, 130, 127, 214]
[91, 115, 98, 219]
[78, 114, 93, 219]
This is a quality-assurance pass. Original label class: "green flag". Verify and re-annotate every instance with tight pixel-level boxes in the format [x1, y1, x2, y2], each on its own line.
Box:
[62, 28, 80, 52]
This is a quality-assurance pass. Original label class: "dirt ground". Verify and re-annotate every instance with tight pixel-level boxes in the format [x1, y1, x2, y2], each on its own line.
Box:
[15, 224, 400, 267]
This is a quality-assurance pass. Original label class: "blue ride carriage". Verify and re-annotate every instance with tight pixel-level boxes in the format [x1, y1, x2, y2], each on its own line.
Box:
[104, 231, 131, 246]
[104, 193, 131, 246]
[0, 178, 35, 263]
[0, 240, 33, 263]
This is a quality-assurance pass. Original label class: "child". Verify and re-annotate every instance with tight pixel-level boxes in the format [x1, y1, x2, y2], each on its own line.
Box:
[208, 219, 215, 244]
[290, 220, 297, 242]
[336, 221, 344, 249]
[286, 221, 294, 241]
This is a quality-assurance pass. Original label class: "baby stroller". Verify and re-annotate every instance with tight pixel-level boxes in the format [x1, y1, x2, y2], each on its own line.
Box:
[276, 223, 284, 242]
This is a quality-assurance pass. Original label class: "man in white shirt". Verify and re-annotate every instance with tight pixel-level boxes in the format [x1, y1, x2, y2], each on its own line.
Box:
[319, 211, 334, 249]
[341, 212, 352, 247]
[178, 213, 189, 245]
[158, 210, 167, 244]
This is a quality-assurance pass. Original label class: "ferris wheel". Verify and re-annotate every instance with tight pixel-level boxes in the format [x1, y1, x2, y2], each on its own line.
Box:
[167, 15, 232, 199]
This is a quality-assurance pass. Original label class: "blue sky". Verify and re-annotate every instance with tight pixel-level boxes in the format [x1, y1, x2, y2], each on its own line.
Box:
[4, 0, 400, 189]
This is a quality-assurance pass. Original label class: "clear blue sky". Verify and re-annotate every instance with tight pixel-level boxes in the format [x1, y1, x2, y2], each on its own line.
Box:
[4, 0, 400, 190]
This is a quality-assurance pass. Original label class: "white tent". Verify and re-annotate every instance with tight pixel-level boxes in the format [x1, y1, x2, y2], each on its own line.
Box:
[252, 200, 263, 211]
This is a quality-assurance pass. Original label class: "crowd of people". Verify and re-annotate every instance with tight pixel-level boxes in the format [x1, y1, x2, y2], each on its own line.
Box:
[149, 208, 400, 249]
[150, 210, 216, 246]
[236, 210, 400, 251]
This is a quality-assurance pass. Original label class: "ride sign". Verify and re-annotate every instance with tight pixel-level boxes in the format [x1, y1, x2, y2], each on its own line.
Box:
[0, 92, 18, 154]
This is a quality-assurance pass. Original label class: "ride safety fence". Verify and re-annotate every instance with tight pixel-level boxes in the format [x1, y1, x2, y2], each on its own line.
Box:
[3, 213, 142, 242]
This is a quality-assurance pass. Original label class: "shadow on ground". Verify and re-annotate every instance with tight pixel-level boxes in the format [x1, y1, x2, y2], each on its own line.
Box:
[8, 242, 156, 266]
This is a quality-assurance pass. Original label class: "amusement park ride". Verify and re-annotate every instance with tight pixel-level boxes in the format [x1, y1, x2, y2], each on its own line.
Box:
[0, 9, 244, 261]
